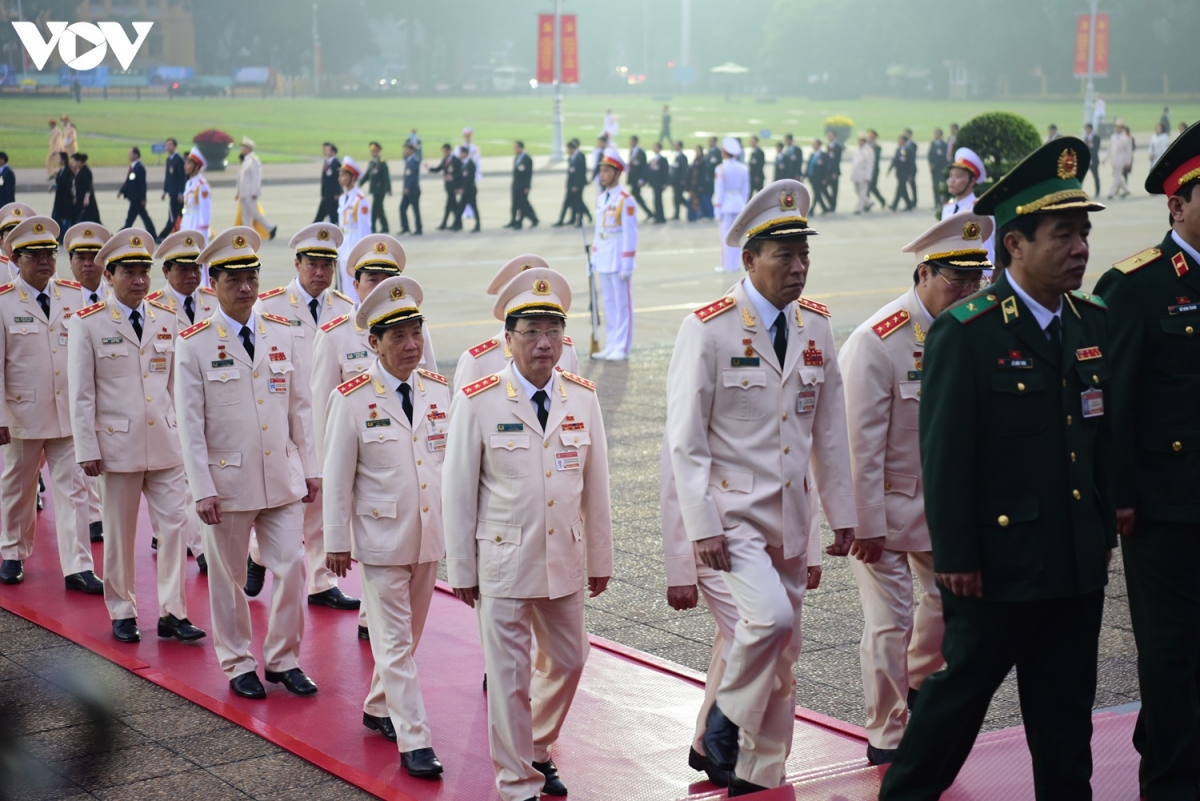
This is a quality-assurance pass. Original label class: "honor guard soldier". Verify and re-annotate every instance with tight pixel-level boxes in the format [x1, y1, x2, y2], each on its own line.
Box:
[0, 203, 37, 280]
[665, 179, 856, 795]
[943, 147, 995, 264]
[453, 254, 579, 393]
[445, 267, 613, 801]
[714, 137, 751, 273]
[254, 223, 358, 611]
[68, 229, 204, 644]
[0, 217, 101, 592]
[175, 226, 321, 700]
[1094, 120, 1200, 801]
[590, 148, 638, 361]
[323, 276, 447, 778]
[838, 212, 993, 764]
[337, 158, 372, 303]
[180, 149, 212, 250]
[881, 138, 1115, 801]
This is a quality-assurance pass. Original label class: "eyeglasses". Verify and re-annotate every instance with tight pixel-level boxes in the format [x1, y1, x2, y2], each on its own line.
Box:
[934, 270, 985, 291]
[511, 327, 564, 342]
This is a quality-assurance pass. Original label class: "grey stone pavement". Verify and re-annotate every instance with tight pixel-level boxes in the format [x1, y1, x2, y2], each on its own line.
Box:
[0, 153, 1156, 799]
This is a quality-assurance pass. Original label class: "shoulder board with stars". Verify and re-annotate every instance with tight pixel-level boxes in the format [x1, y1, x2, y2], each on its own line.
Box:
[76, 300, 106, 319]
[145, 289, 164, 302]
[871, 309, 911, 339]
[199, 286, 216, 296]
[179, 318, 211, 339]
[1112, 247, 1162, 274]
[320, 314, 349, 333]
[258, 286, 287, 301]
[337, 373, 371, 395]
[948, 292, 998, 324]
[262, 312, 291, 326]
[0, 284, 14, 297]
[1069, 290, 1108, 310]
[693, 296, 736, 322]
[561, 371, 596, 391]
[417, 368, 448, 385]
[332, 289, 354, 305]
[469, 338, 500, 358]
[797, 297, 831, 317]
[462, 374, 500, 397]
[55, 278, 82, 289]
[148, 299, 175, 313]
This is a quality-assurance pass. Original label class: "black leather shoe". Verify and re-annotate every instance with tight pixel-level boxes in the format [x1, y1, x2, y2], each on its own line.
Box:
[357, 625, 369, 640]
[362, 713, 397, 742]
[533, 758, 567, 796]
[244, 556, 265, 597]
[401, 747, 443, 778]
[264, 667, 318, 696]
[0, 559, 23, 584]
[112, 618, 140, 642]
[728, 775, 769, 797]
[907, 686, 919, 710]
[703, 704, 739, 772]
[269, 226, 278, 241]
[230, 671, 266, 699]
[196, 554, 207, 573]
[866, 744, 897, 766]
[89, 521, 103, 542]
[307, 586, 360, 610]
[151, 537, 157, 550]
[158, 614, 206, 642]
[689, 746, 730, 787]
[65, 570, 103, 594]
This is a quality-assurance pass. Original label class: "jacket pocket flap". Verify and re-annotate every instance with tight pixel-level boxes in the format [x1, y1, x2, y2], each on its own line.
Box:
[898, 381, 922, 400]
[355, 498, 397, 519]
[884, 471, 919, 497]
[153, 340, 174, 354]
[269, 361, 295, 375]
[97, 345, 128, 358]
[205, 369, 240, 383]
[362, 427, 401, 443]
[710, 466, 753, 493]
[1160, 318, 1199, 337]
[208, 450, 241, 468]
[558, 430, 591, 447]
[489, 434, 530, 451]
[980, 496, 1039, 526]
[1139, 429, 1199, 453]
[476, 520, 522, 544]
[990, 372, 1044, 394]
[7, 324, 36, 334]
[5, 387, 34, 403]
[339, 361, 368, 374]
[722, 368, 767, 389]
[96, 417, 130, 434]
[1074, 361, 1109, 386]
[798, 366, 825, 386]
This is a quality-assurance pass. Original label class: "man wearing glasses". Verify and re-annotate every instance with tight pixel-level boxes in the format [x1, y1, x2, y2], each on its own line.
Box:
[837, 212, 991, 766]
[444, 266, 612, 801]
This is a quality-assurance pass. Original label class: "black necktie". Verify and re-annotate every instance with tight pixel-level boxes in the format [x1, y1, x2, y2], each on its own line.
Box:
[89, 291, 99, 304]
[772, 312, 788, 366]
[239, 325, 254, 360]
[308, 298, 320, 325]
[183, 295, 195, 323]
[129, 310, 142, 341]
[1046, 316, 1062, 346]
[532, 389, 550, 431]
[36, 292, 50, 318]
[398, 383, 413, 424]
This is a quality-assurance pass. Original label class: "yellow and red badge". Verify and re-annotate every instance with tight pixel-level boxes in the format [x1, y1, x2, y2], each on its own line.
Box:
[1075, 346, 1102, 361]
[1173, 251, 1189, 278]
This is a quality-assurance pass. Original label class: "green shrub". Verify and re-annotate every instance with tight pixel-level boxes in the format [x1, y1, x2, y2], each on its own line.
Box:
[954, 112, 1042, 191]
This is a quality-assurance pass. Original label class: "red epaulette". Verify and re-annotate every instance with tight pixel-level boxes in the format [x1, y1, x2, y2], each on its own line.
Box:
[148, 299, 174, 313]
[179, 318, 211, 339]
[462, 374, 500, 397]
[417, 368, 448, 385]
[199, 286, 216, 295]
[261, 312, 291, 326]
[0, 284, 15, 296]
[257, 286, 287, 301]
[693, 296, 735, 322]
[561, 371, 595, 391]
[55, 278, 82, 289]
[871, 309, 911, 339]
[469, 338, 500, 358]
[320, 314, 349, 333]
[145, 289, 164, 302]
[337, 373, 371, 395]
[76, 300, 106, 319]
[797, 297, 831, 317]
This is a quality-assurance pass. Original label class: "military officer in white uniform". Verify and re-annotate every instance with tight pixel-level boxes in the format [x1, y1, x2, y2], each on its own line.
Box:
[324, 275, 448, 778]
[68, 229, 205, 644]
[838, 212, 992, 764]
[665, 180, 857, 795]
[590, 149, 638, 361]
[337, 158, 372, 303]
[714, 137, 751, 273]
[0, 204, 37, 281]
[942, 148, 994, 266]
[445, 267, 613, 801]
[0, 217, 101, 592]
[175, 226, 320, 700]
[181, 148, 212, 249]
[453, 254, 579, 393]
[253, 223, 358, 610]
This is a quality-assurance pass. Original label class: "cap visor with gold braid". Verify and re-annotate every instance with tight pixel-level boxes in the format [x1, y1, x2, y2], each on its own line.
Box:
[346, 234, 405, 280]
[974, 137, 1105, 230]
[493, 266, 571, 321]
[355, 275, 424, 331]
[902, 212, 994, 270]
[6, 217, 60, 254]
[724, 179, 819, 248]
[1146, 120, 1200, 196]
[95, 228, 155, 269]
[199, 227, 262, 271]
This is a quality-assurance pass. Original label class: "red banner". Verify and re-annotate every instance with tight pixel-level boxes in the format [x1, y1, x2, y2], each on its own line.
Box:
[1074, 13, 1110, 78]
[560, 15, 579, 84]
[536, 14, 555, 84]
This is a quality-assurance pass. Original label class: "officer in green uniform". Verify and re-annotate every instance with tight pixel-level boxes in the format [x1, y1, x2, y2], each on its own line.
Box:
[1093, 120, 1200, 801]
[880, 137, 1115, 801]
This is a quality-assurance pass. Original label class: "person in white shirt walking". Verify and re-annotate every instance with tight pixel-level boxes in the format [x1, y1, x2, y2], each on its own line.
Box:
[713, 137, 751, 273]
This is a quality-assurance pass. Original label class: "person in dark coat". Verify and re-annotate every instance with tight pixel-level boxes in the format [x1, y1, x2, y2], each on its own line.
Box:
[824, 130, 844, 211]
[158, 137, 186, 239]
[687, 145, 707, 221]
[888, 135, 914, 211]
[427, 143, 461, 230]
[627, 135, 653, 219]
[554, 139, 590, 227]
[50, 152, 75, 235]
[315, 142, 341, 223]
[669, 141, 688, 221]
[807, 139, 829, 213]
[927, 128, 950, 208]
[781, 134, 802, 180]
[117, 147, 154, 231]
[398, 142, 422, 235]
[455, 145, 480, 232]
[704, 136, 722, 213]
[646, 141, 669, 224]
[505, 141, 537, 230]
[72, 154, 100, 223]
[748, 136, 766, 194]
[868, 129, 888, 208]
[0, 152, 14, 207]
[360, 141, 392, 233]
[903, 128, 919, 208]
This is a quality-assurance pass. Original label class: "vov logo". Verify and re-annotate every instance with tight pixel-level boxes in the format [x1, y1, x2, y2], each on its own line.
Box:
[12, 21, 154, 71]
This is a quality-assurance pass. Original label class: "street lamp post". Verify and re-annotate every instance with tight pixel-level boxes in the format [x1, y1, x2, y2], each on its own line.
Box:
[549, 0, 565, 162]
[1081, 0, 1098, 132]
[312, 3, 321, 97]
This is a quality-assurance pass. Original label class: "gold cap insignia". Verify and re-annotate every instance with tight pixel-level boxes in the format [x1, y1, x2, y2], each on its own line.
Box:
[83, 228, 93, 237]
[232, 235, 247, 249]
[317, 229, 330, 241]
[12, 209, 22, 217]
[184, 236, 194, 246]
[33, 222, 45, 233]
[389, 285, 406, 300]
[1057, 149, 1078, 180]
[129, 235, 142, 247]
[779, 191, 797, 211]
[533, 278, 551, 295]
[521, 263, 534, 271]
[963, 221, 981, 240]
[373, 241, 388, 254]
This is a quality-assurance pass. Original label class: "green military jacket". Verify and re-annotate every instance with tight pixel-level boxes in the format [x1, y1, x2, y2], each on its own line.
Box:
[1094, 230, 1200, 522]
[919, 270, 1117, 602]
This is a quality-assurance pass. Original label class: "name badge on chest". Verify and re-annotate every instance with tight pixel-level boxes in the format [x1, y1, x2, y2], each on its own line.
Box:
[1081, 387, 1104, 418]
[59, 332, 69, 346]
[149, 357, 168, 373]
[268, 377, 287, 393]
[555, 450, 581, 471]
[427, 432, 447, 452]
[102, 336, 124, 345]
[796, 389, 817, 414]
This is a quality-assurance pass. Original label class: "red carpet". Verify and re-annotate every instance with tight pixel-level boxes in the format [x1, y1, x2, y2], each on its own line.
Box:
[0, 483, 1143, 800]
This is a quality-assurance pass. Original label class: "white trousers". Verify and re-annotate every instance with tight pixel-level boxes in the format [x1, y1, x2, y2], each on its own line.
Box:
[85, 473, 101, 525]
[1109, 165, 1129, 196]
[0, 436, 92, 576]
[239, 196, 275, 233]
[202, 501, 305, 679]
[718, 529, 808, 789]
[361, 561, 437, 752]
[598, 272, 633, 357]
[849, 549, 945, 749]
[99, 467, 190, 622]
[854, 179, 871, 212]
[249, 485, 336, 595]
[480, 590, 588, 801]
[692, 565, 739, 754]
[718, 212, 742, 271]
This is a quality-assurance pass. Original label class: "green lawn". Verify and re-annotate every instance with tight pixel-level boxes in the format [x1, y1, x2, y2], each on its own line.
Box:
[1, 94, 1195, 168]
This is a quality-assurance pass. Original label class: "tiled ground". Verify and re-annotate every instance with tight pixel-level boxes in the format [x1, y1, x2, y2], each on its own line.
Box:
[0, 344, 1140, 799]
